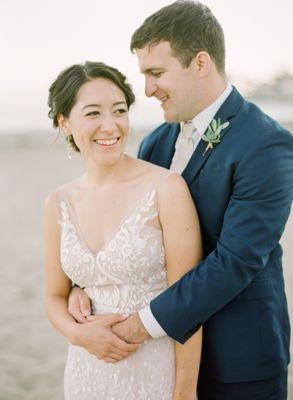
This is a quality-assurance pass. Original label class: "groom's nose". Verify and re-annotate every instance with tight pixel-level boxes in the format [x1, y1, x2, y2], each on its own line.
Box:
[145, 76, 157, 97]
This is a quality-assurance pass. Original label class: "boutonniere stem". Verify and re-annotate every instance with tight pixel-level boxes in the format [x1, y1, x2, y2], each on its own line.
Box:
[202, 118, 230, 156]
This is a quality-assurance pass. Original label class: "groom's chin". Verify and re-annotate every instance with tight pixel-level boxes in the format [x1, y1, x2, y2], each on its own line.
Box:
[163, 111, 178, 124]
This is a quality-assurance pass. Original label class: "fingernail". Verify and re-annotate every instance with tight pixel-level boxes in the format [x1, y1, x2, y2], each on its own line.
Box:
[83, 309, 90, 317]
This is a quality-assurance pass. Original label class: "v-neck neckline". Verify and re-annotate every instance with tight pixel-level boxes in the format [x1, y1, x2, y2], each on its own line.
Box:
[62, 189, 156, 258]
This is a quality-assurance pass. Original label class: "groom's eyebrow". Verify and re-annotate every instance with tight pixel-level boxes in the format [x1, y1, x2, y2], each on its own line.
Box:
[142, 67, 163, 75]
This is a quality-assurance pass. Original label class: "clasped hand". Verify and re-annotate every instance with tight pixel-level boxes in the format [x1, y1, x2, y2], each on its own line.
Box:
[68, 287, 149, 363]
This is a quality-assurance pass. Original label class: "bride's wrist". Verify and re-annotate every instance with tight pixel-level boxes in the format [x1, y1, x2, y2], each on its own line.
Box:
[67, 321, 82, 345]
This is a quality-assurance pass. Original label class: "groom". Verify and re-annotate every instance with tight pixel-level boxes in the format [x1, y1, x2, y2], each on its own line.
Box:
[69, 1, 293, 398]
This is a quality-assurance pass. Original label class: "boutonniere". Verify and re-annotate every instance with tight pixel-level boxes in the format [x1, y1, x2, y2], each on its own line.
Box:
[202, 118, 230, 156]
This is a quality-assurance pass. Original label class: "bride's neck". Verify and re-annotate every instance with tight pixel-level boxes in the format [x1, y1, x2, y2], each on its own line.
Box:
[84, 154, 130, 187]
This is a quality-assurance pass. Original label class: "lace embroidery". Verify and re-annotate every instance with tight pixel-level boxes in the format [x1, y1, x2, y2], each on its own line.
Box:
[59, 190, 167, 313]
[58, 186, 176, 399]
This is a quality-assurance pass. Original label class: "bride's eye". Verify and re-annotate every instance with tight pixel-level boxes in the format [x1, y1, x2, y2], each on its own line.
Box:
[114, 108, 128, 115]
[85, 111, 100, 117]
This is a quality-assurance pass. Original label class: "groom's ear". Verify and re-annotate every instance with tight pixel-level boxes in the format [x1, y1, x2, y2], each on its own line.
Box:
[192, 51, 211, 78]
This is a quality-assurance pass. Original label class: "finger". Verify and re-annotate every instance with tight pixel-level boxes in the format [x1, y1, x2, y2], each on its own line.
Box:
[104, 344, 137, 359]
[103, 357, 118, 364]
[79, 293, 91, 317]
[102, 314, 128, 327]
[110, 334, 141, 353]
[68, 298, 88, 323]
[73, 310, 88, 323]
[104, 352, 130, 362]
[86, 315, 106, 322]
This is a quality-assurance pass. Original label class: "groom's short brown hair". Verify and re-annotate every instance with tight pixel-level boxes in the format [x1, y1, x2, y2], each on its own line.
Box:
[130, 0, 225, 73]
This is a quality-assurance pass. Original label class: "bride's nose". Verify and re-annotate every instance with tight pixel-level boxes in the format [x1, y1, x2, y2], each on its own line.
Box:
[98, 113, 117, 133]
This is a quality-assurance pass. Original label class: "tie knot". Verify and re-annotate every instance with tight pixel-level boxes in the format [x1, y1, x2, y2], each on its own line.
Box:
[181, 121, 195, 139]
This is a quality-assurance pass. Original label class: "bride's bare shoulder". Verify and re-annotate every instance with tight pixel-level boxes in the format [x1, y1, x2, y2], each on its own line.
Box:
[130, 157, 169, 176]
[45, 175, 85, 201]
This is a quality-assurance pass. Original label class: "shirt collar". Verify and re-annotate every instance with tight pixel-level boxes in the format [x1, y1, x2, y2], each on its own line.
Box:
[180, 83, 233, 136]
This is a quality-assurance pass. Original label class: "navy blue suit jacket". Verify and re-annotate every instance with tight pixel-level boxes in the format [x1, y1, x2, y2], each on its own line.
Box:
[138, 87, 293, 383]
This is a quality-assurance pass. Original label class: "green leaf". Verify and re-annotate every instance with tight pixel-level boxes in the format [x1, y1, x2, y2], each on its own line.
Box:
[215, 126, 222, 136]
[207, 131, 218, 141]
[221, 121, 230, 130]
[211, 119, 217, 131]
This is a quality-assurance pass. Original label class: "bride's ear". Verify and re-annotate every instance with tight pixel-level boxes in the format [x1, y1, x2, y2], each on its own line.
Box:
[57, 113, 70, 137]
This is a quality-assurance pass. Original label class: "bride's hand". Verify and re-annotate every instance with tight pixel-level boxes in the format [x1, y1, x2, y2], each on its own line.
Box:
[68, 286, 92, 323]
[71, 314, 140, 363]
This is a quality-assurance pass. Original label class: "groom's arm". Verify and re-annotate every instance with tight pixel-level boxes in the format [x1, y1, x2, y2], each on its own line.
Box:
[148, 128, 293, 343]
[107, 124, 293, 345]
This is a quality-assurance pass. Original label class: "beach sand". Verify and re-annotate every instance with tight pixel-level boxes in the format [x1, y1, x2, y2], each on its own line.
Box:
[0, 132, 292, 399]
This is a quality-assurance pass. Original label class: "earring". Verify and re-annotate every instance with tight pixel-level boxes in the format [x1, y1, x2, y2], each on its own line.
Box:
[66, 136, 74, 160]
[66, 142, 73, 160]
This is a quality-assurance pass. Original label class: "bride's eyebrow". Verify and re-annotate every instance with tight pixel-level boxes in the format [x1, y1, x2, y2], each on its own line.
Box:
[112, 102, 127, 107]
[82, 104, 101, 110]
[82, 102, 127, 110]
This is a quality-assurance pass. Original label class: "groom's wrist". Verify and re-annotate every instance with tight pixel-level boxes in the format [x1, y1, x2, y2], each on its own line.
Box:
[138, 306, 167, 338]
[130, 313, 150, 342]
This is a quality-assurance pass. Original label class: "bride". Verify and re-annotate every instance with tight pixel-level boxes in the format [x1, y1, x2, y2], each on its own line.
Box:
[44, 61, 202, 400]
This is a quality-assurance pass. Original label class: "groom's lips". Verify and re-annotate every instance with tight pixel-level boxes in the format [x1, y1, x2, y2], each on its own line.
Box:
[158, 95, 170, 107]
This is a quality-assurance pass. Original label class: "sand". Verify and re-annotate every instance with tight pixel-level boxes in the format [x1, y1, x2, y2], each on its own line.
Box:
[0, 132, 292, 399]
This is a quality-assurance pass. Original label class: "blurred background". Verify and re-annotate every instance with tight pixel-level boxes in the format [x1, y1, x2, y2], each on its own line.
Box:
[0, 0, 292, 399]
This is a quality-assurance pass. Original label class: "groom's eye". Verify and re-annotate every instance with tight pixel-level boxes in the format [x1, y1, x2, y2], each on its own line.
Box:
[151, 71, 163, 78]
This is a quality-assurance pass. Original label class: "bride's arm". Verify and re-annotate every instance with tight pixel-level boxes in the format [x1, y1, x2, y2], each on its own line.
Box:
[158, 173, 202, 400]
[44, 193, 79, 340]
[44, 193, 138, 362]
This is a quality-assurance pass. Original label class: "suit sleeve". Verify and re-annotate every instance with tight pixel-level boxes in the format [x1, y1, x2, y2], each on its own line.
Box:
[150, 129, 293, 344]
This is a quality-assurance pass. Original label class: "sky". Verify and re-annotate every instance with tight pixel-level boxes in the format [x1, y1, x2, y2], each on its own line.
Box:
[1, 0, 293, 132]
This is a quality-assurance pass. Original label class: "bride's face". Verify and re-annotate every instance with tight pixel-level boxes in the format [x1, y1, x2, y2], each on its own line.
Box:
[62, 78, 130, 166]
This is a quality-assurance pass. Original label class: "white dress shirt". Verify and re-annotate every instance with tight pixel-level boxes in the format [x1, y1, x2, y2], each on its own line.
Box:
[138, 84, 233, 338]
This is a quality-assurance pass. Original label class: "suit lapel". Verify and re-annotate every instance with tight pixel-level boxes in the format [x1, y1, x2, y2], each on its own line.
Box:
[151, 123, 180, 168]
[182, 87, 244, 185]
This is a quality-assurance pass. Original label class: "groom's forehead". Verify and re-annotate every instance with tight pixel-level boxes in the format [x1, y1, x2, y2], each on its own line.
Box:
[136, 41, 174, 71]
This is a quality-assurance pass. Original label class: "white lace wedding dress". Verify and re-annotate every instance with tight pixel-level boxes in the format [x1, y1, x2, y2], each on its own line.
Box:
[54, 170, 176, 399]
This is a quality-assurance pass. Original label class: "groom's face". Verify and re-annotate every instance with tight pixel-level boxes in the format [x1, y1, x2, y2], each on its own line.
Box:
[136, 41, 201, 123]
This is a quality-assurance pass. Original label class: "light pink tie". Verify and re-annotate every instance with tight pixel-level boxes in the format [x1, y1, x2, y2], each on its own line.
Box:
[170, 121, 196, 174]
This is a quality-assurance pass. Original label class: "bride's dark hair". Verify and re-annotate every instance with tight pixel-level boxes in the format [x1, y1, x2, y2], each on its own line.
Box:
[48, 61, 135, 151]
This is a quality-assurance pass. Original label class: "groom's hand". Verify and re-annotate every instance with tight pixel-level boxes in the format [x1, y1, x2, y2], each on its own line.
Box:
[112, 313, 150, 344]
[68, 286, 92, 323]
[72, 314, 140, 363]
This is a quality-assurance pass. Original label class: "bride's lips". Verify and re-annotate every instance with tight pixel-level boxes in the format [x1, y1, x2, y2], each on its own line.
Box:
[93, 137, 120, 148]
